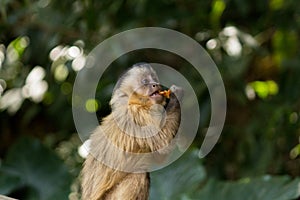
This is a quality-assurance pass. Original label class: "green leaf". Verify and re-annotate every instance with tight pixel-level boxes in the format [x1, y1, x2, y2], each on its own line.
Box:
[149, 150, 300, 200]
[150, 149, 206, 200]
[0, 137, 72, 200]
[290, 144, 300, 159]
[210, 0, 226, 29]
[0, 173, 21, 195]
[196, 176, 300, 200]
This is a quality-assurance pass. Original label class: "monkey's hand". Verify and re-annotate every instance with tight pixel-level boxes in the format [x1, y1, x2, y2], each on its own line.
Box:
[167, 85, 184, 110]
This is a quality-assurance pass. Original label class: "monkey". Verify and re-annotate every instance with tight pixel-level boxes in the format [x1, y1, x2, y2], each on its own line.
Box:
[81, 63, 183, 200]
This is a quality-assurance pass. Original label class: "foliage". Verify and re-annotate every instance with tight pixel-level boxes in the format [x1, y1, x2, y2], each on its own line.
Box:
[0, 137, 72, 199]
[150, 150, 206, 199]
[196, 176, 300, 200]
[150, 150, 300, 200]
[0, 0, 300, 199]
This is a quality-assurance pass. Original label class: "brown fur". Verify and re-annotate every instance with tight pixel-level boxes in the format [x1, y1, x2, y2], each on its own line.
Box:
[81, 64, 182, 200]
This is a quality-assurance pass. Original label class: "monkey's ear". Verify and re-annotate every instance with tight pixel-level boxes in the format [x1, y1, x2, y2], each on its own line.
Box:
[110, 89, 128, 108]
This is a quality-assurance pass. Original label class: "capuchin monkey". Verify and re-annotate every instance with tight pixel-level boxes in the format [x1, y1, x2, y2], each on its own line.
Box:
[81, 63, 183, 200]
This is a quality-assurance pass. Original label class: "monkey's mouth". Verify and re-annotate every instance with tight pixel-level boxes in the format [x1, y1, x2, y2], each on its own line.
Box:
[148, 87, 164, 102]
[149, 90, 161, 97]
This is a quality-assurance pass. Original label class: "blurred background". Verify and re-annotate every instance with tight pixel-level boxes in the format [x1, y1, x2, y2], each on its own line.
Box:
[0, 0, 300, 199]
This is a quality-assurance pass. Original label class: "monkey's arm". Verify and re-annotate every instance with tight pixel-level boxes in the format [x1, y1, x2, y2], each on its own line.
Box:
[149, 85, 183, 152]
[166, 85, 184, 110]
[163, 84, 183, 129]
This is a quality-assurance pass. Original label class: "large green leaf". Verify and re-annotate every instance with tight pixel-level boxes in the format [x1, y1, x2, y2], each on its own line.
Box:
[150, 149, 300, 200]
[0, 137, 72, 200]
[195, 176, 300, 200]
[150, 150, 206, 200]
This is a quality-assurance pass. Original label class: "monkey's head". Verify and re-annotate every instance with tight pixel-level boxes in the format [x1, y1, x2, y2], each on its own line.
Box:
[110, 63, 165, 109]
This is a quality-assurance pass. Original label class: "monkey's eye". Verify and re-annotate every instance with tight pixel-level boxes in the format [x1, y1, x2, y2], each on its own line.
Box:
[141, 79, 149, 85]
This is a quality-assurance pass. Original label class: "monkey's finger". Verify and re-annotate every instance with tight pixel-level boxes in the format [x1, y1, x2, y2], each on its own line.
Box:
[170, 85, 184, 101]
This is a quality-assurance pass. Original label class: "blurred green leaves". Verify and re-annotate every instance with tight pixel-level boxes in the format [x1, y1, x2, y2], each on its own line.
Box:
[270, 0, 284, 10]
[0, 0, 300, 199]
[150, 150, 300, 200]
[150, 150, 206, 200]
[0, 38, 48, 113]
[290, 144, 300, 159]
[273, 30, 299, 67]
[211, 0, 226, 29]
[85, 99, 100, 113]
[247, 80, 279, 99]
[0, 137, 72, 200]
[197, 176, 300, 200]
[7, 37, 29, 61]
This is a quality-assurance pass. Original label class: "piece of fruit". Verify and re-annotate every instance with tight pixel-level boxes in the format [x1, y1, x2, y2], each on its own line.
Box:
[159, 89, 171, 99]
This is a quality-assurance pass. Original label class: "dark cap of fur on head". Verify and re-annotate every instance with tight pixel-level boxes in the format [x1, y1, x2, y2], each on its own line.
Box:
[132, 62, 152, 69]
[113, 62, 153, 93]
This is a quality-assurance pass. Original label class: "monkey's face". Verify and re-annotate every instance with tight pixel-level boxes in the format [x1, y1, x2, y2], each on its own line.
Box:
[130, 66, 165, 105]
[116, 65, 165, 106]
[134, 73, 163, 104]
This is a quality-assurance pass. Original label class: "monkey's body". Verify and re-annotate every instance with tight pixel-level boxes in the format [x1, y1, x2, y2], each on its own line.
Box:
[81, 64, 183, 200]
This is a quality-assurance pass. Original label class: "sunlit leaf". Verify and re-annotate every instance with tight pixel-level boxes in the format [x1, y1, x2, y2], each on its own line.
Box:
[85, 98, 100, 113]
[210, 0, 226, 28]
[270, 0, 284, 10]
[290, 144, 300, 159]
[7, 37, 29, 62]
[248, 80, 279, 99]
